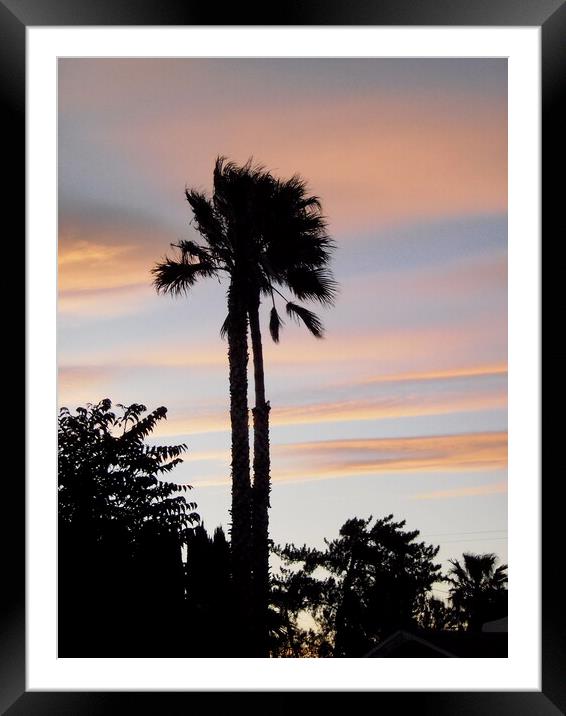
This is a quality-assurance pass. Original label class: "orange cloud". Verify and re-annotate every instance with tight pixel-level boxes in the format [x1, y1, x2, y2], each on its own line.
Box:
[58, 366, 116, 406]
[272, 390, 506, 428]
[57, 222, 198, 317]
[187, 431, 507, 487]
[58, 236, 156, 294]
[109, 94, 506, 232]
[358, 364, 507, 388]
[58, 201, 180, 291]
[410, 481, 507, 500]
[58, 241, 131, 267]
[313, 363, 507, 405]
[58, 283, 153, 318]
[274, 431, 507, 474]
[152, 387, 506, 438]
[58, 354, 507, 436]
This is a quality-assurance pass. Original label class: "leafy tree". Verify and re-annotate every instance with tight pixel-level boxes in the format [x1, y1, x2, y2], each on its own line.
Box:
[59, 399, 197, 536]
[416, 595, 456, 631]
[58, 399, 198, 655]
[446, 552, 508, 631]
[270, 561, 334, 657]
[152, 157, 337, 654]
[275, 515, 442, 657]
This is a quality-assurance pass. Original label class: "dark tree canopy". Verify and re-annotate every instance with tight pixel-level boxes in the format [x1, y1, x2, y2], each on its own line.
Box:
[58, 398, 198, 544]
[58, 399, 199, 656]
[416, 595, 457, 631]
[184, 524, 234, 656]
[275, 515, 443, 657]
[447, 552, 508, 631]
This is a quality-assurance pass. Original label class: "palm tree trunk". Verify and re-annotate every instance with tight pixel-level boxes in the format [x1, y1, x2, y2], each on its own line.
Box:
[226, 279, 253, 654]
[249, 295, 271, 657]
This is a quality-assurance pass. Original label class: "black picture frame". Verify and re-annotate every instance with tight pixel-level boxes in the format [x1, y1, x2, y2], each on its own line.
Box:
[9, 0, 556, 712]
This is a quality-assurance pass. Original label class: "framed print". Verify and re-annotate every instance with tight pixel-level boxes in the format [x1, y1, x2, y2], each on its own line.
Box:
[9, 0, 557, 712]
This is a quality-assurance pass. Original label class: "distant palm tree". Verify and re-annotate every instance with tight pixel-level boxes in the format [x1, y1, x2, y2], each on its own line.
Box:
[446, 552, 508, 632]
[152, 157, 336, 655]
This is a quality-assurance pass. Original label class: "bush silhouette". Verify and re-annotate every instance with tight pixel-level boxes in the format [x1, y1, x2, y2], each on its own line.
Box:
[58, 399, 198, 656]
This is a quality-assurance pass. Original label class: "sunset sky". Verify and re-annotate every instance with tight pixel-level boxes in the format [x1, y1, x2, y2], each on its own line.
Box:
[58, 58, 508, 587]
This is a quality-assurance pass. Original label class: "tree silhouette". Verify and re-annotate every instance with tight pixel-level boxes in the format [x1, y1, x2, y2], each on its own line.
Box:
[152, 160, 253, 645]
[185, 524, 233, 655]
[58, 399, 198, 655]
[446, 552, 508, 631]
[276, 515, 442, 657]
[270, 557, 334, 657]
[239, 161, 337, 656]
[152, 157, 336, 655]
[416, 595, 456, 631]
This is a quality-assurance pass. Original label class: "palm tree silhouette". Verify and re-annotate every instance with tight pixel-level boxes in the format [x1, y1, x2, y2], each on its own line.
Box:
[231, 160, 337, 655]
[152, 160, 253, 647]
[152, 157, 336, 655]
[446, 552, 508, 631]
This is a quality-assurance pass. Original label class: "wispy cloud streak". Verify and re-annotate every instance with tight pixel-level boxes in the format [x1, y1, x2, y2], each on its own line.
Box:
[410, 481, 507, 500]
[152, 387, 506, 437]
[58, 361, 507, 435]
[186, 431, 507, 487]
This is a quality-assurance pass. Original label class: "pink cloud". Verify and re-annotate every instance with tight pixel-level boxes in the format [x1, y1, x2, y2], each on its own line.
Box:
[187, 432, 508, 487]
[97, 94, 506, 232]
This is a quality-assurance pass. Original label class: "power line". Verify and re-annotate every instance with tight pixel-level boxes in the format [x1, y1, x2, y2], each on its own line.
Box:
[436, 537, 507, 545]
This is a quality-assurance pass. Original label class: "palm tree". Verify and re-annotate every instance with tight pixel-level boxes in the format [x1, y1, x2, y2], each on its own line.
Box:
[152, 157, 336, 655]
[446, 552, 508, 631]
[152, 162, 254, 650]
[234, 163, 337, 656]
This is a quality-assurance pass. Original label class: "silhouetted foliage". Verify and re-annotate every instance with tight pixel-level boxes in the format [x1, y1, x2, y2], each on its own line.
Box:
[153, 159, 337, 331]
[416, 595, 457, 631]
[58, 399, 199, 656]
[446, 552, 508, 631]
[270, 558, 334, 657]
[272, 523, 510, 656]
[274, 515, 443, 657]
[184, 524, 235, 656]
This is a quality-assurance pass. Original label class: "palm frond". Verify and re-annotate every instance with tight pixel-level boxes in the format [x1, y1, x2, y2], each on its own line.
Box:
[286, 266, 338, 306]
[219, 313, 231, 340]
[213, 156, 277, 235]
[215, 155, 270, 185]
[263, 217, 334, 276]
[184, 189, 227, 252]
[285, 302, 324, 338]
[299, 195, 322, 212]
[280, 174, 309, 201]
[174, 239, 212, 264]
[152, 257, 217, 296]
[269, 306, 284, 343]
